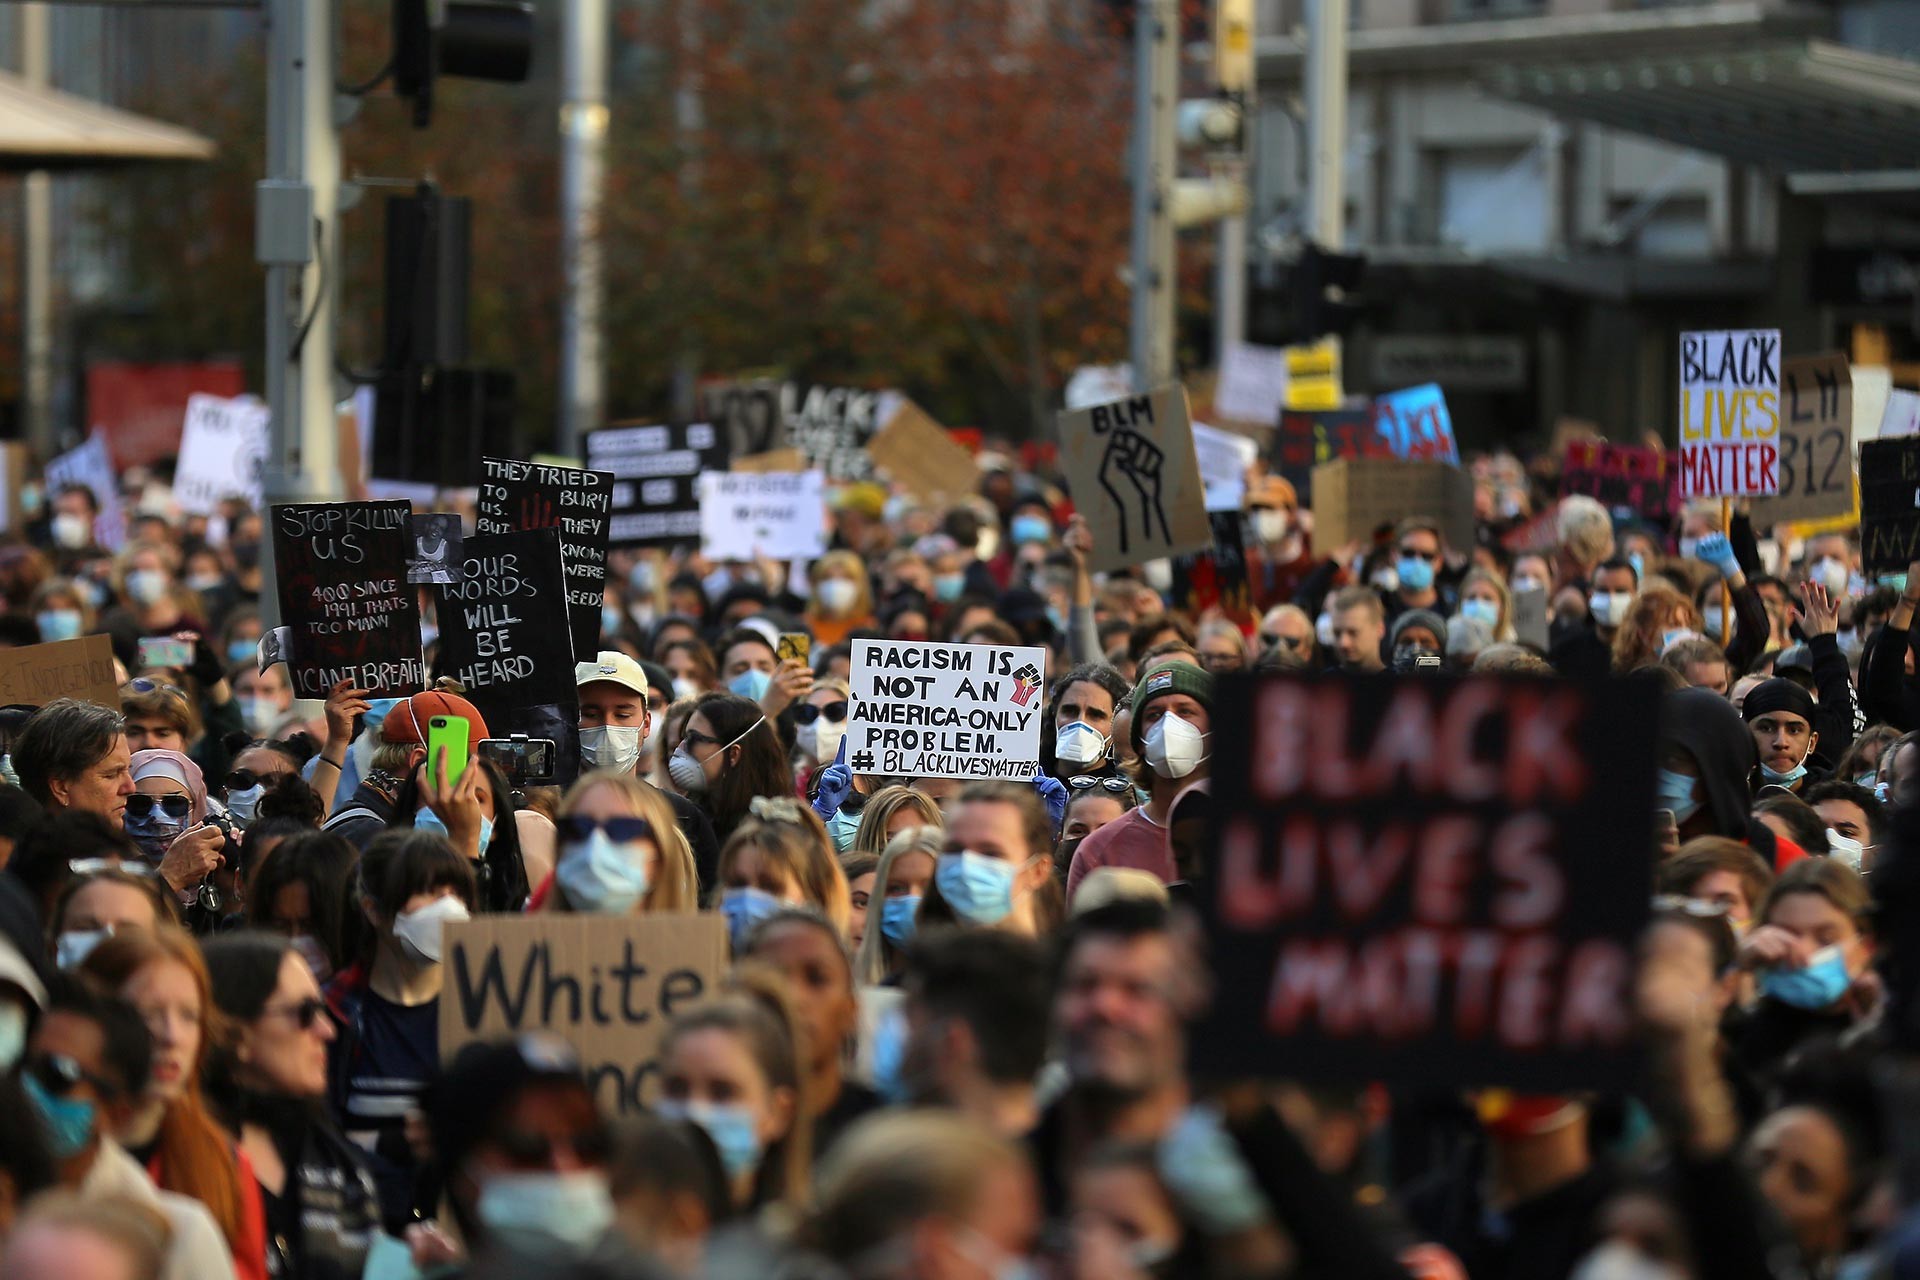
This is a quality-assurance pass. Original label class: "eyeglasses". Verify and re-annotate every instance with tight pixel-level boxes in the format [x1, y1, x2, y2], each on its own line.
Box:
[1067, 775, 1133, 794]
[492, 1124, 613, 1170]
[262, 997, 329, 1031]
[29, 1052, 117, 1100]
[123, 679, 186, 700]
[69, 858, 154, 877]
[682, 728, 721, 748]
[793, 701, 848, 726]
[1398, 547, 1440, 563]
[125, 793, 192, 821]
[559, 815, 654, 845]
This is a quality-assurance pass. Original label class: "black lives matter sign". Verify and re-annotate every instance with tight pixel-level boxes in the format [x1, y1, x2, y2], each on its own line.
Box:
[271, 501, 423, 698]
[1196, 673, 1656, 1092]
[477, 457, 612, 662]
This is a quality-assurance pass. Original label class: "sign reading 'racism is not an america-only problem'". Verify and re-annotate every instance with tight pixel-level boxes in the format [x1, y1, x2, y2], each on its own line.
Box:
[847, 639, 1048, 780]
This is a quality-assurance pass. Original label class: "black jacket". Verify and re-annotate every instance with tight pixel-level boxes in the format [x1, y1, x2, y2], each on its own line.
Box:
[247, 1094, 383, 1280]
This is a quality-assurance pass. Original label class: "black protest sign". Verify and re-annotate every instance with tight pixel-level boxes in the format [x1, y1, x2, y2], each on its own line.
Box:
[701, 377, 785, 459]
[1861, 437, 1920, 572]
[270, 501, 423, 699]
[1272, 409, 1390, 504]
[435, 529, 584, 783]
[1559, 441, 1673, 521]
[785, 382, 882, 482]
[1196, 672, 1656, 1092]
[477, 457, 613, 660]
[1171, 512, 1251, 620]
[587, 422, 727, 548]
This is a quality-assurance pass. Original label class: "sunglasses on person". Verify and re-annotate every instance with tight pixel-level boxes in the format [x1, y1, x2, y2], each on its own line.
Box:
[492, 1123, 614, 1171]
[1067, 775, 1133, 794]
[1261, 632, 1303, 650]
[558, 815, 654, 845]
[29, 1052, 118, 1100]
[125, 793, 192, 821]
[1397, 547, 1440, 563]
[124, 678, 186, 700]
[224, 768, 290, 793]
[793, 701, 848, 726]
[262, 997, 329, 1031]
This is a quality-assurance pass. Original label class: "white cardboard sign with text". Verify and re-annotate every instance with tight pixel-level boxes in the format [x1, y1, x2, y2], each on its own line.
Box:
[697, 471, 827, 561]
[175, 394, 270, 515]
[847, 639, 1047, 780]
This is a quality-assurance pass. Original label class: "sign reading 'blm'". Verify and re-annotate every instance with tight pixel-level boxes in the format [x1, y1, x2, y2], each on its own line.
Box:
[1195, 673, 1656, 1092]
[1678, 329, 1781, 499]
[847, 639, 1048, 780]
[1055, 386, 1211, 575]
[270, 501, 423, 699]
[477, 457, 613, 662]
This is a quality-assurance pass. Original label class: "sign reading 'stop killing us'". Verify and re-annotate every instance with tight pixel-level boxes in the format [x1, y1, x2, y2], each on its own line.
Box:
[270, 501, 423, 698]
[847, 639, 1048, 780]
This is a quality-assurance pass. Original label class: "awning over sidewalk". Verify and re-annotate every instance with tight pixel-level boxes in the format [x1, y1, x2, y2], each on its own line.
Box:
[1481, 40, 1920, 179]
[0, 68, 215, 170]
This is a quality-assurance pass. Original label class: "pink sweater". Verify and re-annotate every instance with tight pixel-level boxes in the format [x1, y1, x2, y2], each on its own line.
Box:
[1066, 807, 1173, 902]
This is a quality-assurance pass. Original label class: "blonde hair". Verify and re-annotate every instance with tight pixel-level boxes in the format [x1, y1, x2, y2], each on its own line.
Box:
[8, 1192, 171, 1280]
[1459, 567, 1516, 643]
[1556, 495, 1615, 568]
[808, 550, 873, 619]
[550, 770, 696, 913]
[850, 784, 942, 855]
[853, 825, 944, 986]
[715, 803, 851, 938]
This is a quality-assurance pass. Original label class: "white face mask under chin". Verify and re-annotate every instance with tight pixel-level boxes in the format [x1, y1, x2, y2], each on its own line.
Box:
[1143, 711, 1209, 779]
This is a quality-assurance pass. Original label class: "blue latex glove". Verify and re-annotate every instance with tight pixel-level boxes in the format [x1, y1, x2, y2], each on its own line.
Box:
[1692, 532, 1740, 579]
[1032, 768, 1068, 836]
[811, 737, 853, 820]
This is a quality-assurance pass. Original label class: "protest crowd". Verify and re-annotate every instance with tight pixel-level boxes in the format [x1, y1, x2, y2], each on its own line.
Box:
[4, 369, 1920, 1280]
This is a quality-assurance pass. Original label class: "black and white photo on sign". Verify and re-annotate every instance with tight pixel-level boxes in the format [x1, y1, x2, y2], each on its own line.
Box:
[408, 512, 463, 584]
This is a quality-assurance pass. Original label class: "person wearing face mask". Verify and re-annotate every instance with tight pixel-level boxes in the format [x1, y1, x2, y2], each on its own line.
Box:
[45, 483, 105, 559]
[917, 783, 1060, 938]
[98, 547, 203, 672]
[1548, 556, 1638, 680]
[717, 627, 814, 722]
[574, 651, 721, 889]
[669, 691, 794, 847]
[324, 831, 477, 1230]
[28, 578, 97, 646]
[530, 772, 698, 915]
[1066, 663, 1213, 902]
[125, 749, 228, 909]
[323, 690, 485, 853]
[1659, 687, 1806, 873]
[1040, 662, 1131, 782]
[1382, 517, 1454, 627]
[388, 753, 530, 916]
[806, 552, 876, 647]
[1728, 859, 1877, 1087]
[1741, 678, 1828, 797]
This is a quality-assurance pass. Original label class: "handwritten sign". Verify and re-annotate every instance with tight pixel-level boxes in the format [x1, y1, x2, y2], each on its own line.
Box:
[1559, 441, 1673, 522]
[0, 635, 118, 709]
[1195, 672, 1655, 1091]
[270, 501, 424, 699]
[785, 383, 882, 482]
[477, 457, 614, 661]
[587, 423, 725, 548]
[1372, 384, 1459, 463]
[442, 913, 727, 1116]
[1192, 422, 1261, 513]
[1272, 409, 1392, 503]
[174, 394, 269, 515]
[1055, 386, 1211, 574]
[1215, 342, 1290, 425]
[1170, 512, 1251, 621]
[697, 471, 827, 561]
[1861, 437, 1920, 572]
[1881, 388, 1920, 440]
[1678, 329, 1782, 498]
[847, 639, 1047, 780]
[1752, 354, 1854, 527]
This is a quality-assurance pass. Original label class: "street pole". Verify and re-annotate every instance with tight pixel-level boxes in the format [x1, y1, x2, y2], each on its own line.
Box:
[558, 0, 608, 458]
[1213, 0, 1255, 367]
[257, 0, 342, 625]
[1129, 0, 1178, 394]
[20, 2, 54, 458]
[1303, 0, 1348, 247]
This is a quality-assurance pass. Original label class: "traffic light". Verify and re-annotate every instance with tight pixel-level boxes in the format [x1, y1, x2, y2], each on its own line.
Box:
[392, 0, 535, 129]
[1246, 242, 1367, 346]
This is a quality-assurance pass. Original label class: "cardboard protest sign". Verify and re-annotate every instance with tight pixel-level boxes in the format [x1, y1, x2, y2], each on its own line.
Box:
[1559, 441, 1673, 522]
[406, 514, 462, 584]
[1171, 512, 1251, 621]
[174, 394, 269, 515]
[442, 913, 727, 1117]
[1860, 437, 1920, 572]
[270, 501, 424, 699]
[0, 443, 21, 534]
[44, 434, 126, 549]
[436, 528, 583, 782]
[477, 457, 614, 662]
[1678, 329, 1782, 498]
[867, 396, 977, 503]
[1194, 672, 1656, 1091]
[1311, 457, 1475, 553]
[1214, 342, 1290, 425]
[0, 635, 118, 709]
[1055, 386, 1211, 574]
[1192, 422, 1261, 512]
[1372, 384, 1458, 463]
[1272, 409, 1392, 504]
[1283, 338, 1342, 411]
[587, 422, 726, 548]
[847, 638, 1047, 780]
[698, 472, 827, 561]
[730, 449, 808, 473]
[1751, 354, 1854, 527]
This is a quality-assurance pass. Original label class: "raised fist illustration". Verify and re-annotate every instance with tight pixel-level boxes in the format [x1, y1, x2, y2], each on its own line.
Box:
[1098, 429, 1170, 555]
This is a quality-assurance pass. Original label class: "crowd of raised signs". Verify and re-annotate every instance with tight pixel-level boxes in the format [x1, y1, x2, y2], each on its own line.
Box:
[0, 429, 1919, 1280]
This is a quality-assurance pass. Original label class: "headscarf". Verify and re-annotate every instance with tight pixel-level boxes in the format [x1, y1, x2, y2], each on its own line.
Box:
[129, 748, 207, 823]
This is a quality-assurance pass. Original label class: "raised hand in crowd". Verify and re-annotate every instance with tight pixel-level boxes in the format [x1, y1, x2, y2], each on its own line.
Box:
[762, 655, 814, 718]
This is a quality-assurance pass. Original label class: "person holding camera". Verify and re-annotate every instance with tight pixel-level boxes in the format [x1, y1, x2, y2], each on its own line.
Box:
[127, 748, 235, 931]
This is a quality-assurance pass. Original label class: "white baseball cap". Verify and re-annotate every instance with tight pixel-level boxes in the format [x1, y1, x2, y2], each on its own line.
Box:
[575, 650, 648, 696]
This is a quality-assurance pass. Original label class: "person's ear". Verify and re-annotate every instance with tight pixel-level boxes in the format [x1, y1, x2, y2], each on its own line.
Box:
[763, 1084, 796, 1146]
[1809, 731, 1820, 757]
[361, 893, 385, 930]
[46, 776, 71, 807]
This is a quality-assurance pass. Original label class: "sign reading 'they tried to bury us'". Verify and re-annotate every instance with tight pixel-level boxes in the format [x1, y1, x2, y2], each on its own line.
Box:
[847, 639, 1048, 780]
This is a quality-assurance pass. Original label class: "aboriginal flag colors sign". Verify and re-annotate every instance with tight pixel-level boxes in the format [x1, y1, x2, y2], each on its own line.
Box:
[270, 501, 423, 699]
[847, 639, 1048, 780]
[1196, 673, 1656, 1092]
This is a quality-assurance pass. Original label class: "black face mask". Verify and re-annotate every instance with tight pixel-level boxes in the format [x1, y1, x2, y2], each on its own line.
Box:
[230, 540, 261, 571]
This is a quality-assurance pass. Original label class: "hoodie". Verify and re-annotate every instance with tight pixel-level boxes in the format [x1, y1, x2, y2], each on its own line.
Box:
[1661, 687, 1803, 871]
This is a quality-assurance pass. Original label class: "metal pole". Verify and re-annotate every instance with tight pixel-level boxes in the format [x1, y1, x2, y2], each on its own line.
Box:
[558, 0, 608, 457]
[1214, 161, 1248, 365]
[1129, 0, 1178, 393]
[20, 3, 54, 457]
[1303, 0, 1348, 247]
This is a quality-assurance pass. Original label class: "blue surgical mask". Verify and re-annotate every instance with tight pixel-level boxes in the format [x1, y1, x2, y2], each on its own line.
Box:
[414, 806, 494, 856]
[1046, 605, 1068, 634]
[653, 1099, 763, 1181]
[729, 668, 773, 703]
[35, 610, 83, 642]
[869, 1006, 912, 1104]
[227, 638, 256, 665]
[721, 886, 785, 948]
[826, 806, 861, 853]
[1010, 514, 1052, 546]
[881, 894, 921, 946]
[226, 785, 263, 826]
[1759, 944, 1853, 1010]
[557, 830, 651, 914]
[123, 811, 186, 862]
[24, 1072, 96, 1159]
[601, 605, 623, 636]
[936, 851, 1021, 926]
[1759, 761, 1809, 787]
[1459, 598, 1498, 628]
[933, 573, 966, 603]
[1627, 552, 1646, 583]
[1856, 772, 1878, 788]
[476, 1170, 616, 1257]
[1656, 768, 1700, 825]
[1395, 556, 1435, 592]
